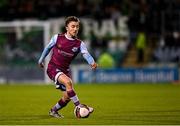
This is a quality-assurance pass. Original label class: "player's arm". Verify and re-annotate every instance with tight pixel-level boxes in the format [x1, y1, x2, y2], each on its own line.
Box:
[38, 34, 58, 68]
[80, 42, 98, 69]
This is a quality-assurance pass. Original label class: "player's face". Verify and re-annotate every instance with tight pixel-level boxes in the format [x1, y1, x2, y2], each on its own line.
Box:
[66, 21, 79, 38]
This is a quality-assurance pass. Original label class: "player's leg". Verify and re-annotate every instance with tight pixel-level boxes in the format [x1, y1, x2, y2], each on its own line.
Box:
[49, 91, 70, 118]
[57, 73, 80, 106]
[46, 66, 71, 118]
[57, 74, 94, 114]
[51, 91, 70, 112]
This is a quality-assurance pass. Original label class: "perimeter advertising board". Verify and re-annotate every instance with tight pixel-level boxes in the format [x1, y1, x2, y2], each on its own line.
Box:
[78, 68, 179, 83]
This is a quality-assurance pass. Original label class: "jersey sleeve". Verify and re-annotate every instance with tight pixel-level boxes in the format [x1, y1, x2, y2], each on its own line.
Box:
[38, 34, 58, 64]
[80, 41, 95, 65]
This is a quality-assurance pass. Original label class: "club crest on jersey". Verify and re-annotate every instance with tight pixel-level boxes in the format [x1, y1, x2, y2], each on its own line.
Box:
[72, 47, 78, 52]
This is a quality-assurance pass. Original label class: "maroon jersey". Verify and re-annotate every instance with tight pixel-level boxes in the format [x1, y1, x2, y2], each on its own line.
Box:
[48, 34, 81, 74]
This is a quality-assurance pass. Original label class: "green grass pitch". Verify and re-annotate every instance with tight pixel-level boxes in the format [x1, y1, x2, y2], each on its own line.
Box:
[0, 83, 180, 125]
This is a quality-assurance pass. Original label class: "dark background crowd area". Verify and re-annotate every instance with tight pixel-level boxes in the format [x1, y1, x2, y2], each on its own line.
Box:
[0, 0, 180, 65]
[0, 0, 179, 33]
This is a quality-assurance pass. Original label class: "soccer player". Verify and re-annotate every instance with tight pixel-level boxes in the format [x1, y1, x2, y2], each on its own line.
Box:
[38, 16, 98, 118]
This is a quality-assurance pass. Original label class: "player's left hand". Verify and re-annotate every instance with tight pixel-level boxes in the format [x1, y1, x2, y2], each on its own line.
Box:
[91, 62, 98, 70]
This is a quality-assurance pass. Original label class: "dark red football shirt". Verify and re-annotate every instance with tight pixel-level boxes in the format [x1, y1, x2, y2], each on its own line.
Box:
[48, 34, 81, 73]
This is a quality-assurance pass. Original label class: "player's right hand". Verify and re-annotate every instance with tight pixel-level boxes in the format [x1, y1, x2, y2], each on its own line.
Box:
[91, 62, 98, 70]
[38, 62, 44, 68]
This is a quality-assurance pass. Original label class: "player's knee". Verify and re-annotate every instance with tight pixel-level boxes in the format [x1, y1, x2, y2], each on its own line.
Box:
[65, 80, 73, 89]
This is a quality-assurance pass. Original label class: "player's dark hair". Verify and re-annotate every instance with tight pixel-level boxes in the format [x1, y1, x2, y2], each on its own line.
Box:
[65, 16, 80, 27]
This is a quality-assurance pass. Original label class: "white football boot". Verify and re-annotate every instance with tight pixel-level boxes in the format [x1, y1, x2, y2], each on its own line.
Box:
[88, 106, 94, 113]
[78, 104, 94, 113]
[49, 109, 64, 118]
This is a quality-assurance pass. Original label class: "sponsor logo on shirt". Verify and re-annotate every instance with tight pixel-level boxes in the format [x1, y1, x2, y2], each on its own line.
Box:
[58, 50, 74, 57]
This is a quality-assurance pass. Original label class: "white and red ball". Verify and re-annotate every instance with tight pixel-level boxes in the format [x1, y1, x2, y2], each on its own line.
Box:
[74, 104, 90, 118]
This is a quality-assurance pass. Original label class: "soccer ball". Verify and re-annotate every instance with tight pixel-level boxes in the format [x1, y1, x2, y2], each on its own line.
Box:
[74, 104, 90, 118]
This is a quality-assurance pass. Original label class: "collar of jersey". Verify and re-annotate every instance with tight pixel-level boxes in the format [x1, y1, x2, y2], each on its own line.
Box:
[65, 34, 75, 40]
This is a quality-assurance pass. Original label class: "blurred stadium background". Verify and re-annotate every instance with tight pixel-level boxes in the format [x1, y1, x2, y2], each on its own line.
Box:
[0, 0, 180, 125]
[0, 0, 179, 83]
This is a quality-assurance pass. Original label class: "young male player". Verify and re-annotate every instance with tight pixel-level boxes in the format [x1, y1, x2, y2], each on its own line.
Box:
[38, 16, 98, 118]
